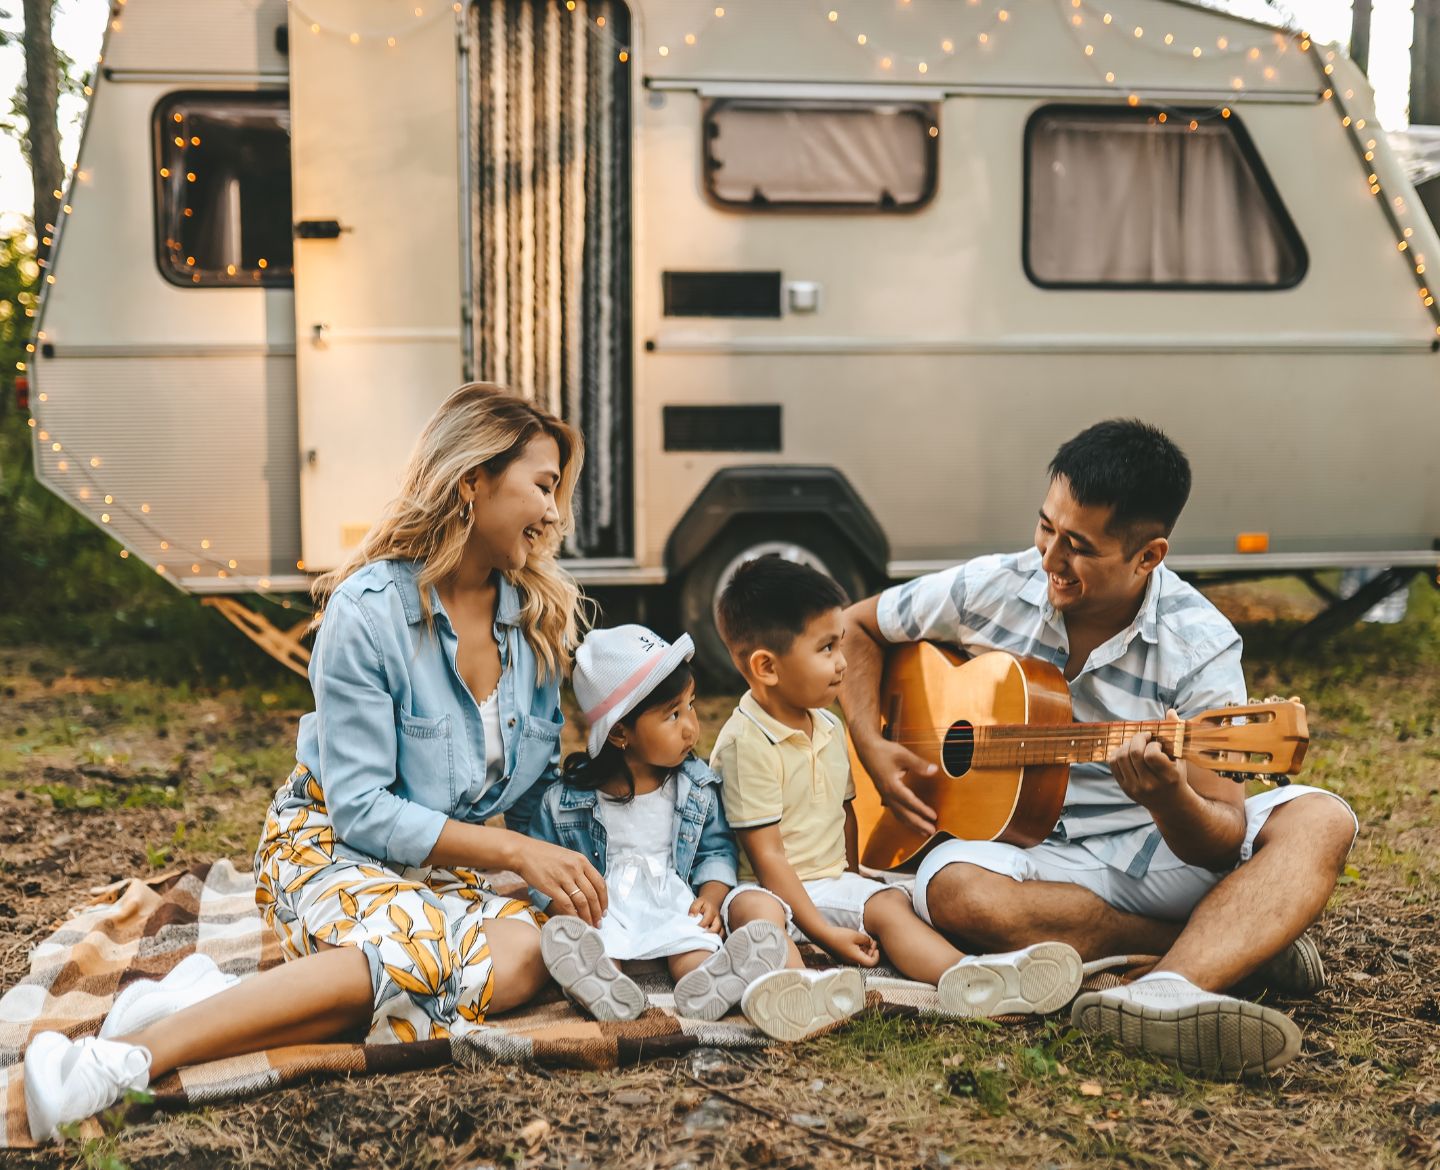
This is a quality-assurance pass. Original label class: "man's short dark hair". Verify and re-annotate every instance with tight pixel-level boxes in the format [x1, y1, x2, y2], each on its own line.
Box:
[716, 556, 849, 660]
[1048, 419, 1192, 551]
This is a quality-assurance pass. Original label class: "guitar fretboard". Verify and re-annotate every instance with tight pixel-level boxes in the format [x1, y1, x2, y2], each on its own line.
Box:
[965, 721, 1185, 767]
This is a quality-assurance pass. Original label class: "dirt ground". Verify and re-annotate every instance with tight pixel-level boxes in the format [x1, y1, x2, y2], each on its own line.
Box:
[1, 578, 1438, 1169]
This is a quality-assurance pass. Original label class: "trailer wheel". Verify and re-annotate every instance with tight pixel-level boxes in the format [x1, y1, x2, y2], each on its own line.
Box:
[678, 518, 873, 683]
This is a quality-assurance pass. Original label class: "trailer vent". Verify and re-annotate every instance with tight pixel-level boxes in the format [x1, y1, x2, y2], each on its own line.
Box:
[468, 0, 633, 558]
[663, 271, 783, 319]
[663, 406, 782, 453]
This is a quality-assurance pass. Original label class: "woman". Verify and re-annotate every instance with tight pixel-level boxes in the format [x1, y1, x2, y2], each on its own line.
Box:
[24, 384, 605, 1140]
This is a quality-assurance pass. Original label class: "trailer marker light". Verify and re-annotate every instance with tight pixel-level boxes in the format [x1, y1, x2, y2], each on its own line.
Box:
[57, 460, 67, 471]
[658, 45, 668, 55]
[192, 564, 200, 573]
[104, 495, 113, 504]
[941, 39, 953, 51]
[27, 418, 35, 429]
[201, 539, 211, 549]
[297, 560, 306, 571]
[229, 560, 238, 569]
[1164, 33, 1174, 44]
[387, 36, 397, 47]
[1104, 70, 1113, 81]
[156, 566, 166, 575]
[1084, 43, 1093, 54]
[715, 6, 724, 15]
[120, 550, 128, 559]
[172, 113, 182, 123]
[685, 33, 695, 45]
[1236, 533, 1269, 554]
[90, 457, 101, 468]
[101, 514, 110, 524]
[160, 540, 169, 550]
[918, 62, 928, 73]
[51, 442, 60, 452]
[618, 50, 628, 61]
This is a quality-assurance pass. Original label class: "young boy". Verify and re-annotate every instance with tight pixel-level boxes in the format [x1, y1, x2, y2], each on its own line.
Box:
[710, 556, 1084, 1023]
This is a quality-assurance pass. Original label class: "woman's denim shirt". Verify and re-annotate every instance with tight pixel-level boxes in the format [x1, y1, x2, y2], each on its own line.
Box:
[294, 559, 563, 868]
[527, 755, 738, 911]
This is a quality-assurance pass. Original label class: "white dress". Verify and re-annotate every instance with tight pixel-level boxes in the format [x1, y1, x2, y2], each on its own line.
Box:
[595, 776, 723, 961]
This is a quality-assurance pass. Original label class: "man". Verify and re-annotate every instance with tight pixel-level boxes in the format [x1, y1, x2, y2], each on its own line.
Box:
[840, 419, 1358, 1077]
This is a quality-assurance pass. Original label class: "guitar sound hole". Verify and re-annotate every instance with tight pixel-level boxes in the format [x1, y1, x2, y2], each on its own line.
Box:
[942, 721, 975, 777]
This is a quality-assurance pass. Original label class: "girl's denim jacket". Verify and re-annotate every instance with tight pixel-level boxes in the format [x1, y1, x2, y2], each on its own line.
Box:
[527, 755, 739, 911]
[293, 559, 563, 869]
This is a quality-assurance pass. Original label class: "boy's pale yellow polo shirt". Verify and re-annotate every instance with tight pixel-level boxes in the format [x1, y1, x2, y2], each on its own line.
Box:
[709, 692, 856, 884]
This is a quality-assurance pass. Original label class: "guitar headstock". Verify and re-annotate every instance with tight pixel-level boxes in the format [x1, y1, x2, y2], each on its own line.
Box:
[1183, 699, 1309, 777]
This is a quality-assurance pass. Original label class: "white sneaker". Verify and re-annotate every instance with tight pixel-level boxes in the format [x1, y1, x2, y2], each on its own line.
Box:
[540, 916, 647, 1022]
[24, 1032, 152, 1142]
[937, 941, 1083, 1018]
[100, 953, 240, 1039]
[1071, 974, 1302, 1078]
[740, 967, 866, 1042]
[674, 921, 789, 1021]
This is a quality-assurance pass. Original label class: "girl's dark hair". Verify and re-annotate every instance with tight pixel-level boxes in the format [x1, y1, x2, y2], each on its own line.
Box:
[563, 661, 695, 802]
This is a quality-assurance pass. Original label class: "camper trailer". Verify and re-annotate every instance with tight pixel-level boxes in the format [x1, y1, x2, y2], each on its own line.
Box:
[28, 0, 1440, 675]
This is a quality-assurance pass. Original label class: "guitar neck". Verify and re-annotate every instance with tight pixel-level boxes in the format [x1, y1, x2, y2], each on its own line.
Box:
[971, 720, 1186, 768]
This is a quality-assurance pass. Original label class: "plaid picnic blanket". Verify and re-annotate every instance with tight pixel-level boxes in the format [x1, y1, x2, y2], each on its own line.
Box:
[0, 861, 1154, 1148]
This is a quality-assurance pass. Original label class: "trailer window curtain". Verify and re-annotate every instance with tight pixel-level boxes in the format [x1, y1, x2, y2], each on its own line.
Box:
[468, 0, 632, 558]
[705, 101, 938, 210]
[152, 93, 293, 287]
[1025, 108, 1305, 288]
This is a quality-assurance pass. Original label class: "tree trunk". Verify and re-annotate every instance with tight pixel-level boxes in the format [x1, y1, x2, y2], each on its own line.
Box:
[1350, 0, 1372, 75]
[21, 0, 62, 260]
[1413, 0, 1440, 231]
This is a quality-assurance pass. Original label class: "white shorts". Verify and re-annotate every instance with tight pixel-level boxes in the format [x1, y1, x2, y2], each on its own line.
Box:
[719, 872, 899, 943]
[913, 784, 1357, 926]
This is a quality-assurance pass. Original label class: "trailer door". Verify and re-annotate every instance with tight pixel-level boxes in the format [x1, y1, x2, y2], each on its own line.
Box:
[288, 1, 464, 572]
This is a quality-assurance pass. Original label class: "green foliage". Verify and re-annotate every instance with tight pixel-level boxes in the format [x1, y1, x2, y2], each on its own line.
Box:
[0, 229, 306, 687]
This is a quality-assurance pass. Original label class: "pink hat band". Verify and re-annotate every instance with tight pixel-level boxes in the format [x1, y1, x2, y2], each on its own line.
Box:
[583, 656, 669, 726]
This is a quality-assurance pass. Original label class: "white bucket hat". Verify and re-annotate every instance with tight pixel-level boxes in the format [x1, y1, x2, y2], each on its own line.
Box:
[573, 624, 695, 758]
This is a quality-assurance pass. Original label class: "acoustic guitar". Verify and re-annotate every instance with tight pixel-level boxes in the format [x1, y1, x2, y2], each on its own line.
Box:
[847, 643, 1309, 872]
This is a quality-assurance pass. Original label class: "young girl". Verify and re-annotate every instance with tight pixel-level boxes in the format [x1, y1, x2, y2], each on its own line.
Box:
[530, 625, 860, 1035]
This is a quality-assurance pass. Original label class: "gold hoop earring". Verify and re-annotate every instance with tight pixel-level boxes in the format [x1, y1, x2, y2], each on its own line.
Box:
[460, 499, 473, 525]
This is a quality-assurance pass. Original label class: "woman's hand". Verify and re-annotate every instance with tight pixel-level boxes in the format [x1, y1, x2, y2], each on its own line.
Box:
[515, 838, 608, 927]
[819, 926, 880, 967]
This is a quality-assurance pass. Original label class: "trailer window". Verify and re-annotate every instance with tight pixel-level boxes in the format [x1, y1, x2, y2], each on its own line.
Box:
[704, 100, 938, 211]
[1024, 106, 1305, 289]
[153, 92, 293, 287]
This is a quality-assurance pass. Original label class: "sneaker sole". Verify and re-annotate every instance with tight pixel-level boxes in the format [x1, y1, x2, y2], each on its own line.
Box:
[540, 917, 646, 1022]
[740, 968, 866, 1042]
[937, 942, 1083, 1018]
[1071, 990, 1302, 1078]
[673, 921, 788, 1021]
[1264, 934, 1326, 996]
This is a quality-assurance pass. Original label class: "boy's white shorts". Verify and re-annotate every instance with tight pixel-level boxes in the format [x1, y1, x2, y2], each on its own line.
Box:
[719, 872, 900, 942]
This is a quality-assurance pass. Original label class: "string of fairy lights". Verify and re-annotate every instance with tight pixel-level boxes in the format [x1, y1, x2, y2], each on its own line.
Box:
[20, 0, 1440, 619]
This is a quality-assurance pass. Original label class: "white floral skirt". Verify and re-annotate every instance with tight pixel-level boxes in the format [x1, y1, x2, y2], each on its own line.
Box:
[254, 765, 542, 1044]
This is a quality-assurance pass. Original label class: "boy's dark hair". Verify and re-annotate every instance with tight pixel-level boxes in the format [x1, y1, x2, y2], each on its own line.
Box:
[562, 661, 694, 802]
[1048, 419, 1191, 553]
[716, 555, 849, 663]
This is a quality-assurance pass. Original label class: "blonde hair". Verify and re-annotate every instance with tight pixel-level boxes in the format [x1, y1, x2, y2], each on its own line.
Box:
[312, 383, 587, 679]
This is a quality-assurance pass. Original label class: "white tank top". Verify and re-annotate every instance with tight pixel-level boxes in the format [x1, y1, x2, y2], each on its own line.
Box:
[477, 686, 504, 797]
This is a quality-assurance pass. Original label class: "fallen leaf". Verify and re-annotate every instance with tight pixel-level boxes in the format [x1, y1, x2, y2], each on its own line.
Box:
[1079, 1082, 1103, 1097]
[518, 1118, 550, 1150]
